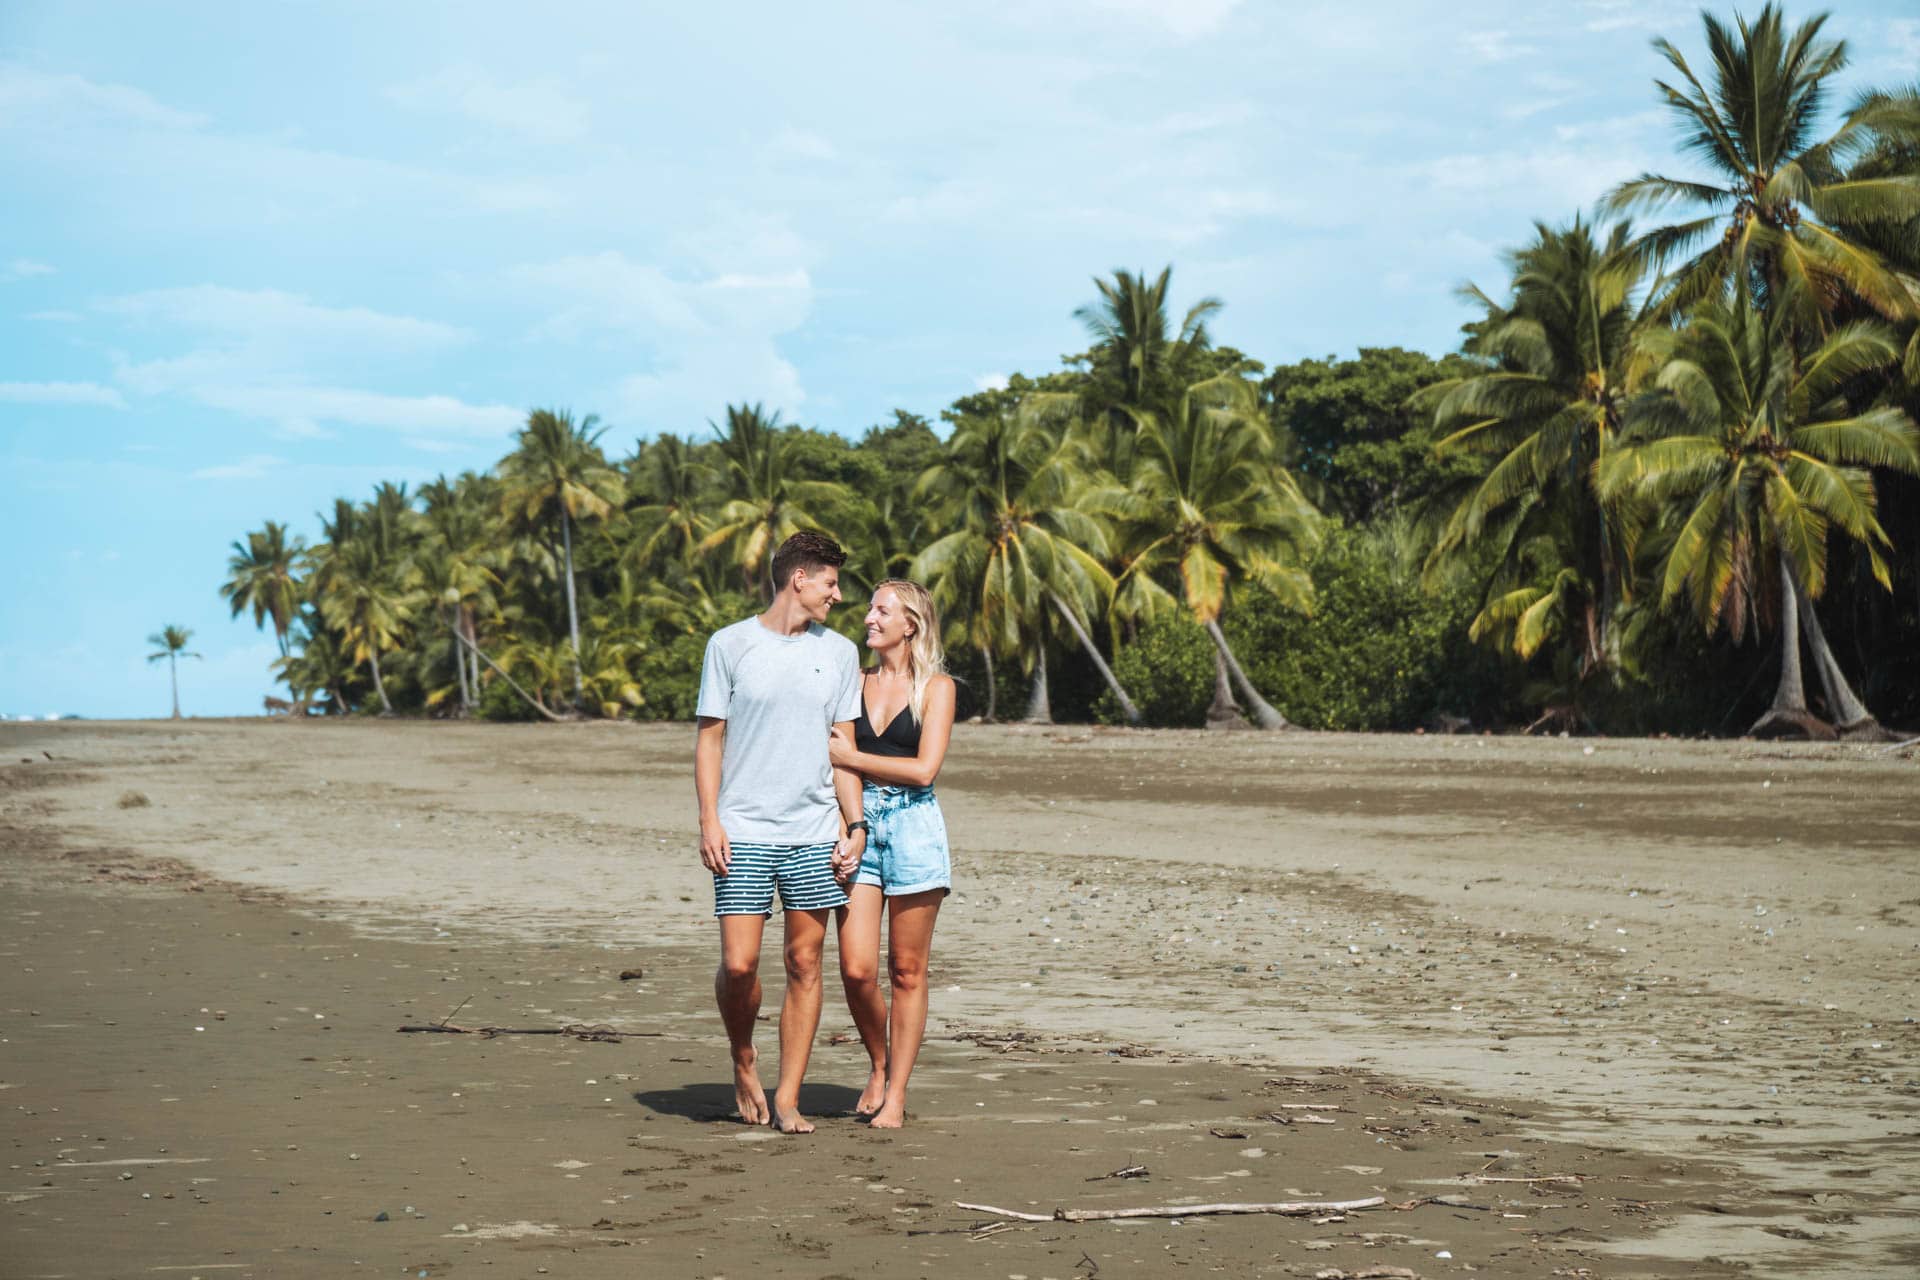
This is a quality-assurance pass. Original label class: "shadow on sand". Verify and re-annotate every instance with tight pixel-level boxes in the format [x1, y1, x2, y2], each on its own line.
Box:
[633, 1081, 865, 1123]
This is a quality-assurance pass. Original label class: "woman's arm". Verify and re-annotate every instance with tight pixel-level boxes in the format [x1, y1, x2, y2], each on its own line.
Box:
[828, 676, 956, 788]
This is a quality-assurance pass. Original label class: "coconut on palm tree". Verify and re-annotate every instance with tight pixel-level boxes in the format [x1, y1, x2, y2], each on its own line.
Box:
[499, 408, 624, 703]
[1096, 374, 1322, 728]
[146, 625, 201, 719]
[1604, 4, 1920, 329]
[1600, 285, 1920, 736]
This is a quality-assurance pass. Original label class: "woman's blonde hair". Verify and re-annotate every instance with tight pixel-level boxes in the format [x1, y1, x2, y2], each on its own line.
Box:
[874, 578, 945, 723]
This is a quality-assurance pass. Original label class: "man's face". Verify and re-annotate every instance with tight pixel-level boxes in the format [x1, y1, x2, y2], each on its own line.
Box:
[791, 564, 842, 622]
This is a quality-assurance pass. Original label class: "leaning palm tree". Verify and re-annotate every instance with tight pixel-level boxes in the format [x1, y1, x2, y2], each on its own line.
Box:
[1074, 266, 1221, 478]
[146, 625, 200, 720]
[1097, 374, 1323, 728]
[418, 475, 502, 715]
[699, 403, 849, 598]
[220, 521, 304, 662]
[914, 404, 1140, 723]
[499, 408, 624, 702]
[1600, 286, 1920, 736]
[1603, 5, 1920, 329]
[1420, 218, 1652, 678]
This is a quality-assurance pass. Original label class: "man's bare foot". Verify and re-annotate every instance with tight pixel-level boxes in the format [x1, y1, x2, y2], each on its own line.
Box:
[771, 1104, 815, 1134]
[868, 1099, 906, 1129]
[731, 1051, 770, 1125]
[854, 1063, 888, 1116]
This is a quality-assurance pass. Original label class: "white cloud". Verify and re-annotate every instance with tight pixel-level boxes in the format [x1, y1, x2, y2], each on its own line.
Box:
[0, 380, 127, 408]
[102, 286, 468, 349]
[387, 66, 590, 143]
[1067, 0, 1243, 39]
[973, 372, 1009, 392]
[771, 126, 837, 161]
[192, 453, 285, 480]
[0, 63, 208, 130]
[882, 179, 996, 224]
[195, 386, 521, 438]
[1463, 30, 1537, 63]
[3, 258, 54, 281]
[25, 309, 80, 323]
[1151, 104, 1256, 137]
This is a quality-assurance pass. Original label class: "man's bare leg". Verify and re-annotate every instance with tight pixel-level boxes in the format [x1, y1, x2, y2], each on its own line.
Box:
[870, 891, 943, 1129]
[771, 907, 831, 1134]
[715, 914, 770, 1125]
[836, 886, 890, 1115]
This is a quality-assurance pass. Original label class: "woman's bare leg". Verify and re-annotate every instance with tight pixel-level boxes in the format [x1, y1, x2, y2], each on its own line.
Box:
[836, 885, 890, 1115]
[869, 890, 943, 1129]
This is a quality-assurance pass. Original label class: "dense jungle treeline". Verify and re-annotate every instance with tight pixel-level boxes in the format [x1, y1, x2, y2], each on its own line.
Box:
[216, 6, 1920, 737]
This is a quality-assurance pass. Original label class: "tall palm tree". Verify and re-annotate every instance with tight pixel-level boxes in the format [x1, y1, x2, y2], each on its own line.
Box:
[1097, 375, 1322, 728]
[418, 475, 501, 715]
[915, 405, 1140, 724]
[499, 408, 624, 701]
[315, 537, 420, 715]
[622, 433, 714, 583]
[1603, 5, 1920, 329]
[699, 403, 848, 598]
[146, 625, 200, 720]
[1600, 286, 1920, 735]
[1074, 266, 1221, 477]
[220, 521, 304, 662]
[1420, 218, 1652, 678]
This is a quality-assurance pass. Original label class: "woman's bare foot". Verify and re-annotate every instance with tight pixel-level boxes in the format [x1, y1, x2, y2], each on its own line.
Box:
[771, 1104, 815, 1134]
[731, 1050, 770, 1125]
[854, 1063, 888, 1116]
[868, 1098, 907, 1129]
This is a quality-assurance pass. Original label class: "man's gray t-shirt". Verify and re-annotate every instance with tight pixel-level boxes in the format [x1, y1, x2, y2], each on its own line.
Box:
[696, 617, 862, 845]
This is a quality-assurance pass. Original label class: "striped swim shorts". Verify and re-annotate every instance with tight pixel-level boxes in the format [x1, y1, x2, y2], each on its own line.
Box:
[712, 840, 847, 917]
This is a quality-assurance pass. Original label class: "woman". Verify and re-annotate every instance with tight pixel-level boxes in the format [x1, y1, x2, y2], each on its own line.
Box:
[829, 579, 955, 1129]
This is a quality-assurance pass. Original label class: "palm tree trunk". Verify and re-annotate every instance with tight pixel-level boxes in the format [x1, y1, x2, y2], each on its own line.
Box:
[1751, 559, 1828, 738]
[1049, 591, 1140, 724]
[561, 507, 584, 702]
[169, 653, 181, 720]
[1206, 646, 1242, 727]
[369, 644, 394, 715]
[451, 627, 569, 723]
[464, 608, 481, 700]
[1798, 590, 1876, 732]
[980, 646, 997, 722]
[1024, 643, 1052, 724]
[1204, 617, 1289, 729]
[448, 613, 471, 713]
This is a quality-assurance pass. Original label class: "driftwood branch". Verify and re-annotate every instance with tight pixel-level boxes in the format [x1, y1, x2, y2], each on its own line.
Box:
[957, 1196, 1386, 1223]
[1882, 735, 1920, 753]
[1467, 1174, 1583, 1185]
[397, 1021, 661, 1042]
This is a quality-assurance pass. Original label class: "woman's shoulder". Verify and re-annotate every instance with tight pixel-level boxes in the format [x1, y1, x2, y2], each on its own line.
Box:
[928, 672, 956, 694]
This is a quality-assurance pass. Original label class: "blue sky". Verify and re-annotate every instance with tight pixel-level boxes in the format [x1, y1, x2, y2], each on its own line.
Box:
[4, 0, 1915, 718]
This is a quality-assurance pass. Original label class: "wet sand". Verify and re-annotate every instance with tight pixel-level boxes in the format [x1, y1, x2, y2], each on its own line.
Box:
[2, 719, 1916, 1277]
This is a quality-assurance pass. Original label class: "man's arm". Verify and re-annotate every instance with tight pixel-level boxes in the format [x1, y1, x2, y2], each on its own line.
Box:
[829, 720, 866, 880]
[695, 716, 731, 875]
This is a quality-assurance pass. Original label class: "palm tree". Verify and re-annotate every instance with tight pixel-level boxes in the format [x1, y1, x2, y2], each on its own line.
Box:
[220, 521, 304, 663]
[146, 625, 200, 720]
[1420, 218, 1652, 679]
[1096, 375, 1322, 728]
[1603, 5, 1920, 329]
[1074, 266, 1221, 477]
[623, 433, 714, 583]
[914, 404, 1140, 724]
[315, 537, 420, 715]
[1600, 286, 1920, 735]
[418, 475, 501, 715]
[499, 408, 624, 701]
[699, 403, 849, 598]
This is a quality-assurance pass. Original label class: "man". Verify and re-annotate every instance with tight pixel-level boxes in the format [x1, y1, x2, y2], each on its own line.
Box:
[695, 530, 867, 1133]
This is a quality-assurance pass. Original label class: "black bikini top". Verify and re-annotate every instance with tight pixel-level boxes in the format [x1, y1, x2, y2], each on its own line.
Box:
[854, 680, 921, 758]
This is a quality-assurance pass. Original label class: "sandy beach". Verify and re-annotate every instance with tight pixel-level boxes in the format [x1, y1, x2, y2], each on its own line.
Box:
[3, 719, 1916, 1278]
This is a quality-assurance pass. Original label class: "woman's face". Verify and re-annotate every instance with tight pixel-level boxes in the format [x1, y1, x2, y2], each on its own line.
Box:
[863, 587, 915, 652]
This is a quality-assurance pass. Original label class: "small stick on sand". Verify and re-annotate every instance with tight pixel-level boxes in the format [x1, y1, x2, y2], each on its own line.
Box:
[958, 1196, 1386, 1223]
[1468, 1174, 1583, 1185]
[397, 1022, 661, 1041]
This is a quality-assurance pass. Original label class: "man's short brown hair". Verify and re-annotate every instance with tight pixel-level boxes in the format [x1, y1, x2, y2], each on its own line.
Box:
[770, 530, 846, 590]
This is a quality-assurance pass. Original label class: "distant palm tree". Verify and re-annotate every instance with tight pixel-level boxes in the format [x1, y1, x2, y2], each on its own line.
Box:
[1075, 266, 1221, 477]
[1601, 286, 1920, 735]
[700, 403, 849, 598]
[1603, 4, 1920, 329]
[146, 625, 201, 720]
[220, 521, 304, 664]
[418, 475, 501, 715]
[623, 433, 714, 582]
[499, 408, 624, 701]
[1097, 375, 1322, 728]
[315, 538, 420, 715]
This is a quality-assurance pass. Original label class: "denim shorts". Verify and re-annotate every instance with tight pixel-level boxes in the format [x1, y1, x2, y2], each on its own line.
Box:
[713, 840, 848, 916]
[852, 784, 951, 896]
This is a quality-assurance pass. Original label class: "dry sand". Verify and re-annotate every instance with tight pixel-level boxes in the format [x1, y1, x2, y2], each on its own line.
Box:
[2, 719, 1916, 1278]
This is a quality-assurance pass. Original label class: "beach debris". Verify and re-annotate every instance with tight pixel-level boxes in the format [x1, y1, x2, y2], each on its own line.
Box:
[1314, 1269, 1421, 1279]
[618, 968, 645, 981]
[396, 1022, 660, 1042]
[958, 1196, 1386, 1224]
[1085, 1165, 1150, 1182]
[1467, 1174, 1583, 1186]
[374, 1210, 390, 1222]
[117, 791, 150, 809]
[1209, 1128, 1248, 1140]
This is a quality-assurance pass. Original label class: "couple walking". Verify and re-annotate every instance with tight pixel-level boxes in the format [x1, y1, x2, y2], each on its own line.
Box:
[694, 531, 954, 1132]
